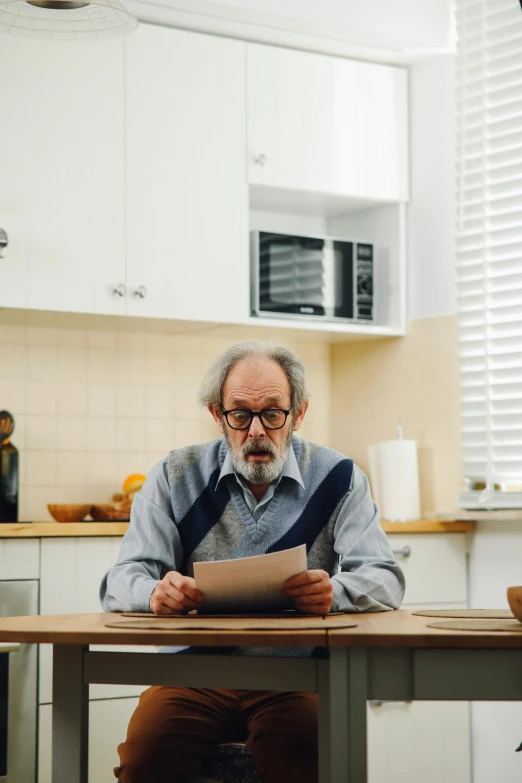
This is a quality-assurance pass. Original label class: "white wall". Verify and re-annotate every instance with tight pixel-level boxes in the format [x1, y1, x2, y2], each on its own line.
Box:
[408, 54, 457, 320]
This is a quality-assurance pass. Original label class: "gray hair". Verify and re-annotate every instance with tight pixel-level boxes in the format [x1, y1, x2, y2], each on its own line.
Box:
[199, 340, 310, 412]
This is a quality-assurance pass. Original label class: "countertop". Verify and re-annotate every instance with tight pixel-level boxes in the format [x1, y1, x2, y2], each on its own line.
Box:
[0, 519, 474, 538]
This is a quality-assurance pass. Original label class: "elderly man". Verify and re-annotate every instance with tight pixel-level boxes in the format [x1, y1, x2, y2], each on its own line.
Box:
[100, 340, 405, 783]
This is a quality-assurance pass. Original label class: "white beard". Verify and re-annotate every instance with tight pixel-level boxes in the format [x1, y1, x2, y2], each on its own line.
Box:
[224, 433, 290, 485]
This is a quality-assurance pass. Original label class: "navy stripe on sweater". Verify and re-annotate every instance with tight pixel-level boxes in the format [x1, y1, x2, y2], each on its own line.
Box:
[178, 466, 231, 565]
[267, 459, 353, 555]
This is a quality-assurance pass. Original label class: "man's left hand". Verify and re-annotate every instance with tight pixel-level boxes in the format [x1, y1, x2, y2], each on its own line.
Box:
[283, 569, 333, 614]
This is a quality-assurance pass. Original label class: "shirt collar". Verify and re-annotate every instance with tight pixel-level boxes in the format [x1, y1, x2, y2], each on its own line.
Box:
[216, 441, 305, 490]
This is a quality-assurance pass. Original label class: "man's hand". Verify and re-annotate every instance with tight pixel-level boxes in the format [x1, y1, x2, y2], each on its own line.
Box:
[283, 569, 333, 614]
[149, 571, 204, 615]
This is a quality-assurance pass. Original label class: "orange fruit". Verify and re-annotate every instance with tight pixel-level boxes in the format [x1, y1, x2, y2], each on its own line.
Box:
[123, 473, 146, 495]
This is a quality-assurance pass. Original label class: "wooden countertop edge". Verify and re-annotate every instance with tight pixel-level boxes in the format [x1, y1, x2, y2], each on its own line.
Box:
[380, 520, 474, 533]
[0, 520, 474, 538]
[0, 522, 130, 537]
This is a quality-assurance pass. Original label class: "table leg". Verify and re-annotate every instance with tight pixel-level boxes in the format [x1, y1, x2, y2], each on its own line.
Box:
[327, 647, 368, 783]
[317, 658, 331, 783]
[52, 644, 89, 783]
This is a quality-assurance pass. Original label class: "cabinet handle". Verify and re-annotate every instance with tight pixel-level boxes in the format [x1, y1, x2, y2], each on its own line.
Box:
[369, 700, 412, 708]
[392, 545, 412, 558]
[0, 228, 7, 258]
[252, 153, 267, 166]
[0, 643, 20, 653]
[134, 285, 147, 299]
[113, 283, 126, 298]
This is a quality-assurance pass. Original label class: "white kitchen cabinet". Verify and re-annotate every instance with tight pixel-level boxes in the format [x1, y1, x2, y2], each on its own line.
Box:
[390, 533, 468, 605]
[39, 697, 139, 783]
[368, 701, 470, 783]
[0, 37, 126, 316]
[367, 532, 471, 783]
[0, 540, 39, 580]
[39, 537, 156, 703]
[125, 24, 249, 324]
[247, 43, 409, 202]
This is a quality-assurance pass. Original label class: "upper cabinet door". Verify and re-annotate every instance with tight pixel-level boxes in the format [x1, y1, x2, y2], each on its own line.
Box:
[125, 25, 249, 323]
[0, 37, 126, 315]
[247, 44, 409, 202]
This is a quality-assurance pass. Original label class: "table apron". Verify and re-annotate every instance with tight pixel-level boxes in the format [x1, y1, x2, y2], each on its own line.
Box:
[83, 651, 320, 692]
[367, 647, 522, 701]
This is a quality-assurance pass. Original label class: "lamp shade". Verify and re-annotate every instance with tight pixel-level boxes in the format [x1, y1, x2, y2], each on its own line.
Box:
[0, 0, 138, 40]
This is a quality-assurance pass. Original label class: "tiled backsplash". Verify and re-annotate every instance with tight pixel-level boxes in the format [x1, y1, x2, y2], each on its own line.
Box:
[1, 309, 462, 521]
[0, 310, 330, 521]
[330, 315, 463, 516]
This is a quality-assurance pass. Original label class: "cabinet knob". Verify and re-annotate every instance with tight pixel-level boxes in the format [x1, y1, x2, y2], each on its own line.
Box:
[392, 545, 412, 558]
[112, 283, 126, 298]
[134, 285, 147, 299]
[252, 153, 267, 167]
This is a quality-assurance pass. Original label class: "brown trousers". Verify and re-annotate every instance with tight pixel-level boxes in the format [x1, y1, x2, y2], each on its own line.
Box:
[115, 686, 318, 783]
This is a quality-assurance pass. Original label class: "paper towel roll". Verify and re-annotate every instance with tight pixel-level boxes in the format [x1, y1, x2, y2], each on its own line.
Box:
[369, 439, 421, 522]
[368, 444, 381, 507]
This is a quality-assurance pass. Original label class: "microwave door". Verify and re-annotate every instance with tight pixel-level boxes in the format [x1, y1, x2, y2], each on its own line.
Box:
[258, 233, 352, 318]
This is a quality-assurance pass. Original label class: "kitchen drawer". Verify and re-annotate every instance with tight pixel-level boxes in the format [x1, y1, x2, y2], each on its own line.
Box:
[388, 533, 468, 605]
[0, 538, 40, 579]
[0, 540, 39, 580]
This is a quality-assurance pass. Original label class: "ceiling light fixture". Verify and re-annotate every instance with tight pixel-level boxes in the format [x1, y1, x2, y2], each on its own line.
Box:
[0, 0, 138, 40]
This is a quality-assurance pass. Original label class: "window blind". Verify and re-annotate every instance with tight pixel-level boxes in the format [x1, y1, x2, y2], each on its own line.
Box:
[456, 0, 522, 509]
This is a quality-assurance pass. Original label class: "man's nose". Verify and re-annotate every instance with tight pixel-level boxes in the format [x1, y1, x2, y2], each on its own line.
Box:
[248, 414, 266, 438]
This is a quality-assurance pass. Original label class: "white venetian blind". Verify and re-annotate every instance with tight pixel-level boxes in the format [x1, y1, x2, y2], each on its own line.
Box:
[456, 0, 522, 509]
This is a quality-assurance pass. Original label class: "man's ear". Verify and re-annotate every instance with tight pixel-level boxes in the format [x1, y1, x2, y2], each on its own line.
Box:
[208, 405, 224, 432]
[292, 400, 309, 432]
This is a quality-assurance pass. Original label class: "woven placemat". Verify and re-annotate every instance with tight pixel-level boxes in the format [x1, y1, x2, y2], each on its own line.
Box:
[106, 615, 357, 631]
[414, 609, 514, 619]
[121, 611, 345, 619]
[427, 619, 522, 633]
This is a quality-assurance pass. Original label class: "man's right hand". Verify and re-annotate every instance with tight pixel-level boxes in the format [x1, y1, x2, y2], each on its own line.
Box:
[149, 571, 204, 615]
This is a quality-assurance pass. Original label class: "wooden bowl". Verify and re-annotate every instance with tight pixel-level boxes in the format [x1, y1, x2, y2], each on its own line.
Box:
[507, 586, 522, 622]
[90, 504, 129, 521]
[47, 504, 91, 523]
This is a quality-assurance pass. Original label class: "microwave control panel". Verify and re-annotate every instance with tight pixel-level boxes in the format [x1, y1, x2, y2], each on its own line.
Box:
[355, 243, 373, 321]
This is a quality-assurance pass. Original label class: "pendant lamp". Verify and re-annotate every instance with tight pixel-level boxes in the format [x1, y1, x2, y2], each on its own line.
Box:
[0, 0, 138, 39]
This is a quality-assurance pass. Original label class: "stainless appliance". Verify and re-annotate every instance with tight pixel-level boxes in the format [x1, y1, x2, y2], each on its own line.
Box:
[250, 230, 374, 323]
[0, 580, 38, 783]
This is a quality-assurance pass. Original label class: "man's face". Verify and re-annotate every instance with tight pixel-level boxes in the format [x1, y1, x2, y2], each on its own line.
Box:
[209, 358, 307, 485]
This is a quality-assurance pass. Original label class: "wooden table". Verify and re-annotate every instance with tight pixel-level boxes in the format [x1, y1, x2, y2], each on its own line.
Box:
[0, 610, 521, 783]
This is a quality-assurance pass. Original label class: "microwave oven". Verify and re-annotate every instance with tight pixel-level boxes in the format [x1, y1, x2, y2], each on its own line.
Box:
[250, 231, 374, 323]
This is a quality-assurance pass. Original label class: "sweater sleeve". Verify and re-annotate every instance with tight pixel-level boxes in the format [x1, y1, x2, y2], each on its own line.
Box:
[99, 459, 184, 612]
[330, 464, 405, 613]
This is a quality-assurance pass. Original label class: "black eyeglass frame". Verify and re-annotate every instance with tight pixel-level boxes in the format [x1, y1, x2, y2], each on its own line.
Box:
[220, 406, 294, 430]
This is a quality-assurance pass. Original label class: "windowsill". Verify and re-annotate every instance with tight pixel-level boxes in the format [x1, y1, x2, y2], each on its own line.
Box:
[435, 510, 522, 523]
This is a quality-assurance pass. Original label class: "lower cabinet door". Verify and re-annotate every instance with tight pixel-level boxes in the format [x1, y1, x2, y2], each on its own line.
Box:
[368, 700, 471, 783]
[39, 697, 140, 783]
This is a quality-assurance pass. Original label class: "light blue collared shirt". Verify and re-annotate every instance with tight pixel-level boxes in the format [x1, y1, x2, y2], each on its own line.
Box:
[216, 445, 305, 522]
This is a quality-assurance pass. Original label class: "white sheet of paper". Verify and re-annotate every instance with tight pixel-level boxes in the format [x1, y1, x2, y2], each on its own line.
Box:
[193, 544, 307, 614]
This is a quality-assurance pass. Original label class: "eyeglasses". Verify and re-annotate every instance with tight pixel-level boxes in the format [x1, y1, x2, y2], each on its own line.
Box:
[221, 407, 294, 430]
